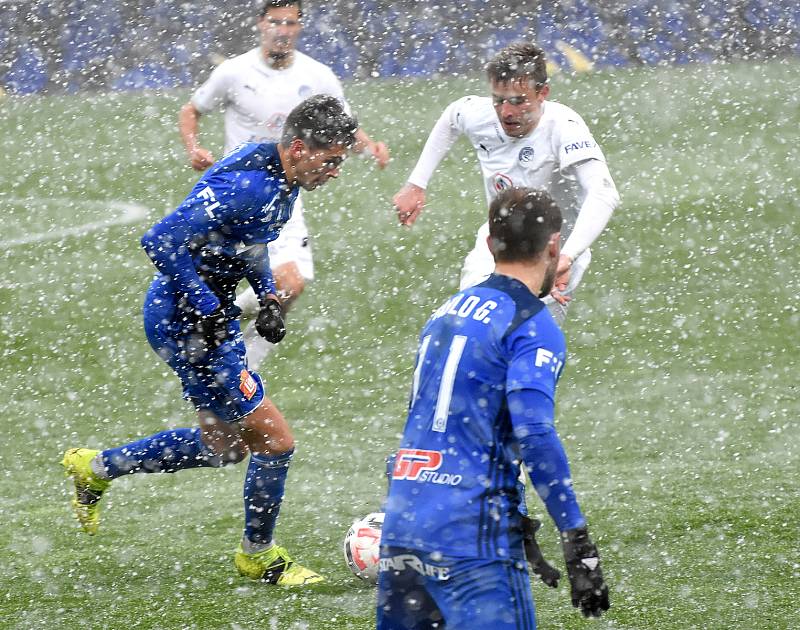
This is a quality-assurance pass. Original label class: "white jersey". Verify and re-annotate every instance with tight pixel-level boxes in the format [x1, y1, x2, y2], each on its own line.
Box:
[408, 95, 618, 319]
[191, 48, 349, 153]
[435, 96, 607, 236]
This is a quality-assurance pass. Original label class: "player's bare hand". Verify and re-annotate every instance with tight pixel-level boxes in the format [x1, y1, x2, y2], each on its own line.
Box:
[190, 146, 215, 171]
[550, 254, 573, 304]
[368, 141, 390, 169]
[550, 285, 572, 305]
[393, 182, 426, 226]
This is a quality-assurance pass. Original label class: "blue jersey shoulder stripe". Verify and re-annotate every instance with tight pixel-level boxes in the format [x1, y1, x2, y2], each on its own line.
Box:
[475, 274, 546, 338]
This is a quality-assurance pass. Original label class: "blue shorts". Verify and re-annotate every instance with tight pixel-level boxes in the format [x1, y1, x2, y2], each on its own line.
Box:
[377, 546, 536, 630]
[143, 276, 265, 423]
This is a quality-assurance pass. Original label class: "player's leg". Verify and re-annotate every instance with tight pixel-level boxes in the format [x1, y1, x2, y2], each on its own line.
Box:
[232, 395, 318, 585]
[435, 557, 537, 629]
[377, 547, 443, 630]
[459, 222, 494, 290]
[61, 279, 240, 534]
[231, 396, 323, 585]
[187, 331, 321, 585]
[97, 297, 248, 478]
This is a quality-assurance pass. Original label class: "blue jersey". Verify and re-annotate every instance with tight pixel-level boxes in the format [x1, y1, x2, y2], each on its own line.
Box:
[141, 142, 299, 315]
[382, 274, 570, 561]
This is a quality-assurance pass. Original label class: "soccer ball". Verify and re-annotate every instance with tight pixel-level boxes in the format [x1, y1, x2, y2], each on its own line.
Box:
[343, 512, 384, 584]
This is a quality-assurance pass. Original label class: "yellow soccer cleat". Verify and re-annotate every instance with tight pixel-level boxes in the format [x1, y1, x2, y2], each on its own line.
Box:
[61, 448, 111, 535]
[234, 544, 324, 586]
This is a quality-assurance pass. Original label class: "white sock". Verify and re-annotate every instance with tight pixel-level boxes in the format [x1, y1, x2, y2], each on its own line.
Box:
[234, 287, 260, 318]
[90, 454, 111, 479]
[242, 537, 273, 555]
[243, 322, 275, 370]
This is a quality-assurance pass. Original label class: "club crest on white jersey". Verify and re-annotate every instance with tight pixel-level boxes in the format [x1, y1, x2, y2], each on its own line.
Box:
[518, 146, 535, 163]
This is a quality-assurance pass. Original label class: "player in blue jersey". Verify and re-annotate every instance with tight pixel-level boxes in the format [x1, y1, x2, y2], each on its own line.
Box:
[61, 95, 357, 587]
[378, 187, 610, 628]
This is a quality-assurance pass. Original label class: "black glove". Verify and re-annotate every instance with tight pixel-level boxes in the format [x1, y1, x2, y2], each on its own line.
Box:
[561, 526, 610, 618]
[194, 304, 241, 350]
[521, 516, 561, 588]
[255, 298, 286, 343]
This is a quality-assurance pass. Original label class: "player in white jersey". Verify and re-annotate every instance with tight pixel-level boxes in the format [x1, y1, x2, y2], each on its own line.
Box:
[393, 42, 619, 325]
[179, 0, 389, 367]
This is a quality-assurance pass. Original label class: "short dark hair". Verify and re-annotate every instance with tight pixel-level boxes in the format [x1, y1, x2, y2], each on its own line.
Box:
[259, 0, 302, 17]
[486, 42, 548, 88]
[488, 187, 562, 262]
[281, 95, 358, 150]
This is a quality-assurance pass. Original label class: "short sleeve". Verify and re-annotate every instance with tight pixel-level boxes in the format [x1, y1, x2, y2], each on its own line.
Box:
[447, 96, 476, 134]
[554, 111, 606, 171]
[191, 62, 233, 114]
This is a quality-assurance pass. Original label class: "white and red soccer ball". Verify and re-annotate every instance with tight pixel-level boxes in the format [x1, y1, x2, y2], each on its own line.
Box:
[343, 512, 384, 584]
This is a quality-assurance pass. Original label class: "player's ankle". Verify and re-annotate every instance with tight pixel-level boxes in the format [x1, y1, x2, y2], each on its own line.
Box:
[241, 537, 273, 555]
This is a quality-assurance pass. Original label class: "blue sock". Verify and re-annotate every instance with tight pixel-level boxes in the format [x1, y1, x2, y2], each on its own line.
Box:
[101, 427, 221, 479]
[243, 449, 294, 547]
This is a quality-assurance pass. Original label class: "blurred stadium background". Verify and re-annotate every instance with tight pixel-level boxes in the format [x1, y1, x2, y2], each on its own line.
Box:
[3, 0, 800, 93]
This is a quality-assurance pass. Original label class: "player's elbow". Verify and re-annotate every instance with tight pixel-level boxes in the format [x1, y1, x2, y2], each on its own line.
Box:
[140, 229, 164, 263]
[179, 101, 201, 121]
[588, 180, 620, 214]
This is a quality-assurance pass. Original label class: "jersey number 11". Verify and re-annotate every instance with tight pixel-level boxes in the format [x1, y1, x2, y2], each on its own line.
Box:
[412, 334, 468, 434]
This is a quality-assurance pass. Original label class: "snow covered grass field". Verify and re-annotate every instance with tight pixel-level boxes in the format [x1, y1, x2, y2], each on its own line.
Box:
[1, 58, 799, 628]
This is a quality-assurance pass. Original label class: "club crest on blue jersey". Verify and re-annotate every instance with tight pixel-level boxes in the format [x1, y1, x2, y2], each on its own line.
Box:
[518, 146, 535, 163]
[493, 172, 513, 192]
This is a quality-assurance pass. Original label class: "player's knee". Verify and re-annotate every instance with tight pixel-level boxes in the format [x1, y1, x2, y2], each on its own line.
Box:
[278, 277, 305, 308]
[272, 436, 295, 454]
[250, 435, 294, 456]
[274, 263, 306, 308]
[218, 443, 249, 465]
[200, 439, 249, 466]
[266, 425, 295, 454]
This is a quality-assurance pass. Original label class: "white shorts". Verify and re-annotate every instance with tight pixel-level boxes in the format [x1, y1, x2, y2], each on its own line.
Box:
[459, 221, 591, 326]
[267, 193, 314, 280]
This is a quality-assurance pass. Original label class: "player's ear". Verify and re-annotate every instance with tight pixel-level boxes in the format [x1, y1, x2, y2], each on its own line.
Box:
[548, 232, 560, 259]
[486, 234, 496, 256]
[537, 83, 550, 100]
[289, 138, 307, 160]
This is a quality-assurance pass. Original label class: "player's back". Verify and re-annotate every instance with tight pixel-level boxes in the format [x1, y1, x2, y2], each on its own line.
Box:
[382, 274, 565, 561]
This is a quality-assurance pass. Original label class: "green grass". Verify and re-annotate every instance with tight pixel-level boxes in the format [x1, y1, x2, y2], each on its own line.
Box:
[1, 58, 799, 629]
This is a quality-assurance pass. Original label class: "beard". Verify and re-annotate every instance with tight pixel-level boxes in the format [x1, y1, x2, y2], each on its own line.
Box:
[268, 50, 290, 62]
[538, 257, 558, 298]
